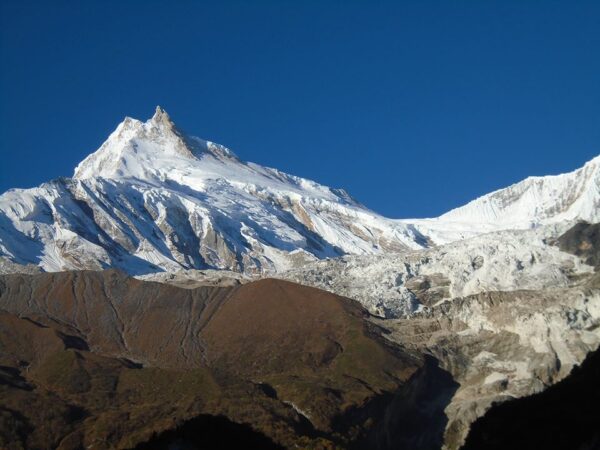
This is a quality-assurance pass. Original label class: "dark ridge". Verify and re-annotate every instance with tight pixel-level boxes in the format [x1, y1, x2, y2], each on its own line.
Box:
[557, 221, 600, 269]
[133, 414, 284, 450]
[461, 347, 600, 450]
[0, 272, 434, 449]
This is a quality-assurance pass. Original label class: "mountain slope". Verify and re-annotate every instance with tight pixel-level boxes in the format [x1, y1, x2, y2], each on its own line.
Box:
[407, 156, 600, 244]
[0, 107, 598, 275]
[0, 107, 427, 274]
[441, 156, 600, 226]
[0, 270, 446, 449]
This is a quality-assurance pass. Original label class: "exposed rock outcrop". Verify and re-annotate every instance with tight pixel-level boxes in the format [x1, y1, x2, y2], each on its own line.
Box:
[462, 346, 600, 450]
[557, 221, 600, 268]
[379, 279, 600, 449]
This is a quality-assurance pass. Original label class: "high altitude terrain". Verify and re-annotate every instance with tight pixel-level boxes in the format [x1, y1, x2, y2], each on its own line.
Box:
[0, 107, 598, 275]
[0, 107, 426, 275]
[0, 108, 599, 450]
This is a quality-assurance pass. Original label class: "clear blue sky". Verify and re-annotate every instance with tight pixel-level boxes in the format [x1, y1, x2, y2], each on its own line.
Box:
[1, 1, 599, 218]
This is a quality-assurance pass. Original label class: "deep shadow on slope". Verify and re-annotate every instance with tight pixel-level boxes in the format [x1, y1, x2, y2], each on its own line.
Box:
[350, 356, 459, 450]
[461, 347, 600, 450]
[557, 221, 600, 268]
[132, 356, 458, 450]
[134, 414, 284, 450]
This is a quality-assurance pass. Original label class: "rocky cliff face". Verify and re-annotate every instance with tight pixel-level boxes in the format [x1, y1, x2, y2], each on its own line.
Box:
[462, 346, 600, 450]
[279, 222, 600, 448]
[380, 279, 600, 449]
[557, 221, 600, 268]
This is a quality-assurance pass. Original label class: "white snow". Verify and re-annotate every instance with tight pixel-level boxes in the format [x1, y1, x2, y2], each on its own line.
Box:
[281, 224, 595, 317]
[404, 155, 600, 244]
[0, 106, 598, 276]
[0, 107, 425, 274]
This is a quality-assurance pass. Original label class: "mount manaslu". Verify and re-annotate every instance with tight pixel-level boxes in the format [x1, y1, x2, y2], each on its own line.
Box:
[0, 106, 599, 275]
[1, 107, 600, 450]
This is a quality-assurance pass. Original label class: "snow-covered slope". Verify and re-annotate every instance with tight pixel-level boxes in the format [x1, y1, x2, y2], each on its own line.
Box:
[406, 156, 600, 244]
[0, 107, 427, 274]
[0, 106, 598, 275]
[441, 156, 600, 225]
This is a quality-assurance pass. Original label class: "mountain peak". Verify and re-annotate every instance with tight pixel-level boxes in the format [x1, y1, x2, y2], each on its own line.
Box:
[73, 107, 196, 179]
[150, 105, 175, 130]
[437, 154, 600, 227]
[154, 104, 167, 116]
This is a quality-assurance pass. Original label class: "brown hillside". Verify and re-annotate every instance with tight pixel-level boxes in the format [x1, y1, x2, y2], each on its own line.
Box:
[0, 271, 451, 449]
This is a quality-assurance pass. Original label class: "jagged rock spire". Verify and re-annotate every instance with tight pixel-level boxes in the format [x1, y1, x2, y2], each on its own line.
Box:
[151, 105, 176, 130]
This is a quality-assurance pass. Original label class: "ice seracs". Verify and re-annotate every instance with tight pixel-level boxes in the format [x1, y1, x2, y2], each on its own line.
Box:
[281, 223, 595, 317]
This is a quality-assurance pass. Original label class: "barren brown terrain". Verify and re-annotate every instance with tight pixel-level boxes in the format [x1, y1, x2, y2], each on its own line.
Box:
[0, 271, 454, 449]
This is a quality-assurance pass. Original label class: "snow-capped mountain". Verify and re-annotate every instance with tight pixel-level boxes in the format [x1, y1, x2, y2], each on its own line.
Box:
[406, 155, 600, 244]
[0, 107, 427, 274]
[440, 156, 599, 225]
[1, 108, 599, 450]
[0, 106, 598, 275]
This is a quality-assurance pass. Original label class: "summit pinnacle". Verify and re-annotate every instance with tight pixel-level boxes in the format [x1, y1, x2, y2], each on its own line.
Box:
[151, 105, 174, 129]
